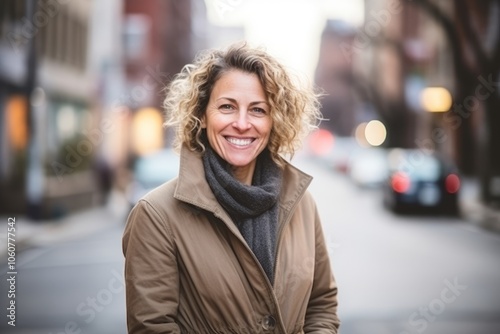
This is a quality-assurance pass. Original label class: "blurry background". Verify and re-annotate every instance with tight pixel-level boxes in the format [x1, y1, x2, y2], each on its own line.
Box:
[0, 0, 500, 333]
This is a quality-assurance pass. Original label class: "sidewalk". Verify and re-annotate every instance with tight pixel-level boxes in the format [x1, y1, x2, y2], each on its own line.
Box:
[0, 190, 129, 260]
[459, 177, 500, 233]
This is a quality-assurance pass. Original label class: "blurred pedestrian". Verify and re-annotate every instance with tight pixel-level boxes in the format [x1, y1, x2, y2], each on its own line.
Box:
[94, 156, 113, 205]
[122, 42, 340, 333]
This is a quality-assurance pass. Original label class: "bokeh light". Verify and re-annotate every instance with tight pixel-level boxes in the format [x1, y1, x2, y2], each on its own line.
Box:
[308, 128, 335, 156]
[420, 87, 452, 112]
[6, 95, 28, 150]
[354, 122, 368, 147]
[365, 120, 387, 146]
[131, 108, 164, 156]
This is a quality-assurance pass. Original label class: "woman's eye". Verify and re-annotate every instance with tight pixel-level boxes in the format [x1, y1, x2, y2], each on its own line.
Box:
[219, 104, 234, 111]
[252, 107, 266, 115]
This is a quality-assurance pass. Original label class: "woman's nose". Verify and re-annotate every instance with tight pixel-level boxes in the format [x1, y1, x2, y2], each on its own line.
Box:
[232, 110, 251, 130]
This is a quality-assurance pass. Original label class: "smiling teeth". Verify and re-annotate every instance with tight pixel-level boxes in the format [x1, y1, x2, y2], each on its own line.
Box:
[227, 138, 253, 146]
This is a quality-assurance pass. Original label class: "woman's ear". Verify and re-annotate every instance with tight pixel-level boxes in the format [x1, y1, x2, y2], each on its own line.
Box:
[201, 115, 207, 129]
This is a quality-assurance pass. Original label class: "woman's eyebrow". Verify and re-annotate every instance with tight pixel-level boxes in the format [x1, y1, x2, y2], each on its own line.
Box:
[216, 97, 237, 103]
[249, 101, 269, 106]
[216, 97, 269, 106]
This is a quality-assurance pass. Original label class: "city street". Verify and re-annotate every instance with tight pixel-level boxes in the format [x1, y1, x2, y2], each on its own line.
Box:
[296, 156, 500, 334]
[0, 220, 127, 333]
[1, 156, 500, 334]
[1, 1, 499, 333]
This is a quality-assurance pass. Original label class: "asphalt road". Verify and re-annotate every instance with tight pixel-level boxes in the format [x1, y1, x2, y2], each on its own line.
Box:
[1, 155, 499, 333]
[0, 224, 126, 334]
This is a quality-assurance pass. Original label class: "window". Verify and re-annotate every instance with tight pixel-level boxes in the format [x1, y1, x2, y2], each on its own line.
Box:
[123, 14, 151, 61]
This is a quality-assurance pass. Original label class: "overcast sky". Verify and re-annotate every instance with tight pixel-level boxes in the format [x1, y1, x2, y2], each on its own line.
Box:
[204, 0, 364, 80]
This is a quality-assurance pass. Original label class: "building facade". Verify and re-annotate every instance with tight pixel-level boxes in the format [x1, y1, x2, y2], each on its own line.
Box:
[315, 19, 359, 137]
[0, 0, 100, 218]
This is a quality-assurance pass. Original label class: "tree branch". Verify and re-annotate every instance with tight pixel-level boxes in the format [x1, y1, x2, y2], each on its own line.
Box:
[350, 73, 389, 122]
[491, 1, 500, 73]
[410, 0, 471, 77]
[455, 0, 489, 72]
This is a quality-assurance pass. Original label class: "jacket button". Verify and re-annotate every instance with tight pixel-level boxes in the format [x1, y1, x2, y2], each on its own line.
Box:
[262, 315, 276, 330]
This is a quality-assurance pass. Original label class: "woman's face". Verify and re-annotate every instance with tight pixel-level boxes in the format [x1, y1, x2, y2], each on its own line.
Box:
[202, 70, 272, 183]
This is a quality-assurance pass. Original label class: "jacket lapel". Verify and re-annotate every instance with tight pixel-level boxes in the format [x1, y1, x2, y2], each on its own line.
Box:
[174, 145, 245, 240]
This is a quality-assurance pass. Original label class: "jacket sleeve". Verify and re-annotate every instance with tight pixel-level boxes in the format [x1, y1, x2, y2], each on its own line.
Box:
[122, 199, 180, 333]
[303, 203, 340, 333]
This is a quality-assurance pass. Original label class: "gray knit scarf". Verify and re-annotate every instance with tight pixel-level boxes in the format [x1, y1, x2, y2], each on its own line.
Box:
[202, 145, 282, 283]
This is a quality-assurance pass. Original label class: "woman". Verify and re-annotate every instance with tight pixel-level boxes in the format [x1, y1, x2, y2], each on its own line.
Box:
[123, 42, 340, 333]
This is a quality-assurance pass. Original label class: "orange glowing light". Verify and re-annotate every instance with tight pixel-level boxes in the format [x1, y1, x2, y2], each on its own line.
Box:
[131, 108, 164, 156]
[420, 87, 452, 112]
[6, 95, 28, 150]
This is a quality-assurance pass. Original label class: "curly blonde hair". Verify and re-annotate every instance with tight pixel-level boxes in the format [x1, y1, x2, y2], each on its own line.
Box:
[163, 42, 322, 165]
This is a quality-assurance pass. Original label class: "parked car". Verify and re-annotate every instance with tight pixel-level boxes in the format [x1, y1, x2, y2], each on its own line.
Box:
[347, 147, 389, 188]
[383, 149, 460, 215]
[305, 130, 363, 173]
[126, 148, 180, 209]
[327, 136, 363, 173]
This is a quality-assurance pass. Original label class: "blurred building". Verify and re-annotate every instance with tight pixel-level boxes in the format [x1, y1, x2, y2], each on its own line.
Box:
[88, 0, 127, 204]
[0, 0, 101, 218]
[350, 0, 416, 148]
[390, 1, 456, 157]
[315, 19, 360, 137]
[122, 0, 208, 159]
[352, 1, 462, 151]
[0, 0, 213, 219]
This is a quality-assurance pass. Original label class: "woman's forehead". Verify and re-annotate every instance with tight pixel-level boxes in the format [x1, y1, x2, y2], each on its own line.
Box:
[210, 70, 267, 99]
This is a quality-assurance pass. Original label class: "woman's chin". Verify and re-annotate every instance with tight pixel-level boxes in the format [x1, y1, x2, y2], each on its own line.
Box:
[220, 147, 260, 167]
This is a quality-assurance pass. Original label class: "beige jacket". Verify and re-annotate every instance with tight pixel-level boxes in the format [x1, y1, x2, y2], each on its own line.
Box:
[122, 146, 340, 333]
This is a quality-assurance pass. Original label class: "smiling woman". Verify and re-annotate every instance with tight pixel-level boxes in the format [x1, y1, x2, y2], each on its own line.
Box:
[202, 70, 272, 184]
[163, 42, 321, 166]
[122, 42, 341, 333]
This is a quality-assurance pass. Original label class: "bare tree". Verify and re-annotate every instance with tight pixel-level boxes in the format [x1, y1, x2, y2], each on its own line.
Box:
[411, 0, 500, 205]
[348, 33, 415, 148]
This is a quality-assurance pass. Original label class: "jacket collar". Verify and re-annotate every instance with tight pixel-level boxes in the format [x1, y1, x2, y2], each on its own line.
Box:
[174, 145, 313, 224]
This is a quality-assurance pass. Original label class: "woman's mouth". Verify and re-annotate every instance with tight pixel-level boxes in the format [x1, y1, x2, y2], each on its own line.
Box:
[225, 137, 254, 147]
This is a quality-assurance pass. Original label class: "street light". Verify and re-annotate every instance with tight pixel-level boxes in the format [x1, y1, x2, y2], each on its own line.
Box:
[420, 87, 452, 112]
